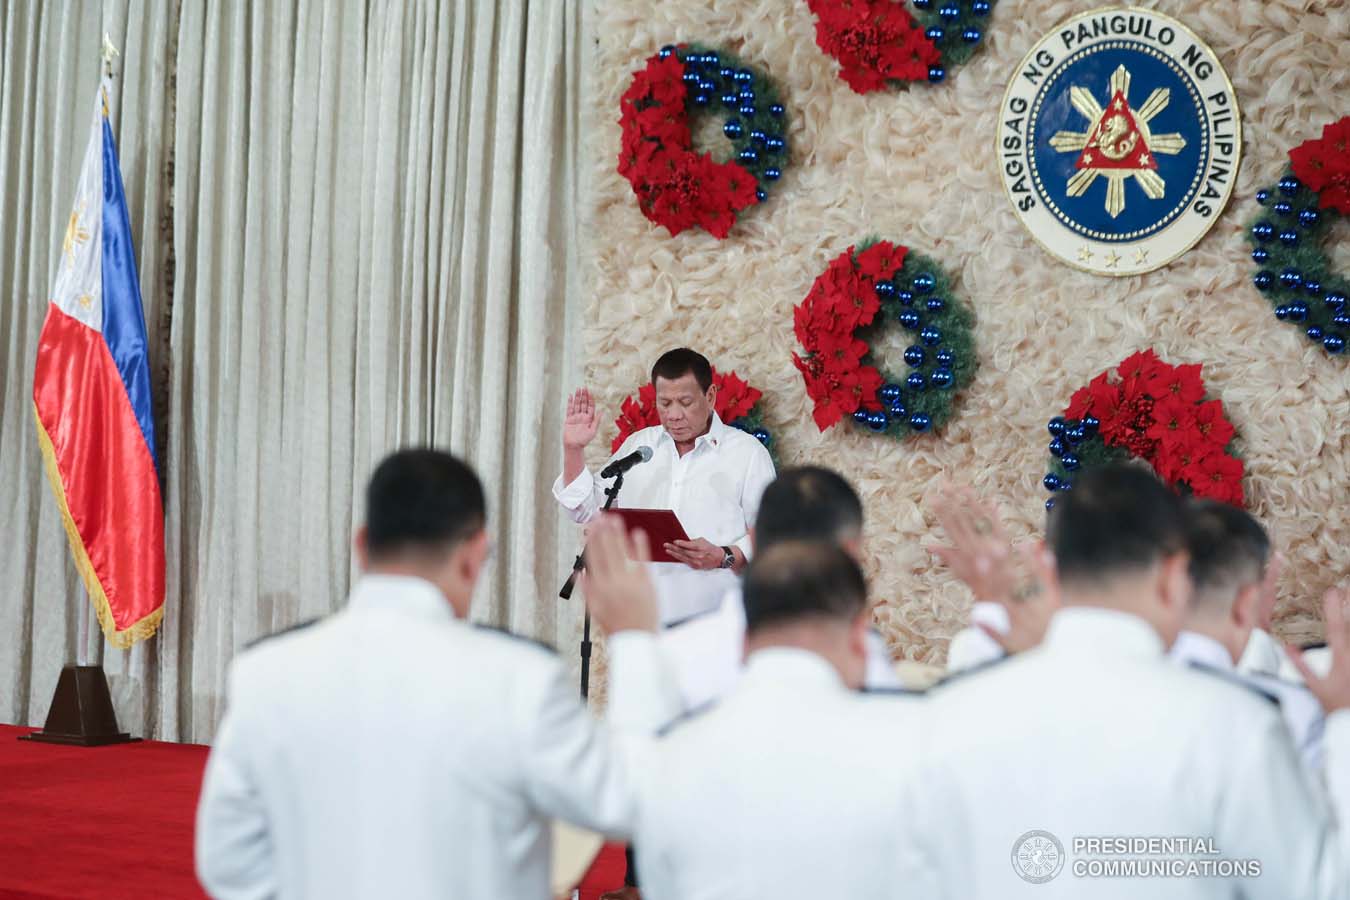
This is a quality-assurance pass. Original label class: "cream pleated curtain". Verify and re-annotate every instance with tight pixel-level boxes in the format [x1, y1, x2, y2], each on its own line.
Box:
[0, 0, 589, 743]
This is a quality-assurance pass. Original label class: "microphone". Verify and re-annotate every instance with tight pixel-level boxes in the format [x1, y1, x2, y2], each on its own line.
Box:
[599, 445, 652, 479]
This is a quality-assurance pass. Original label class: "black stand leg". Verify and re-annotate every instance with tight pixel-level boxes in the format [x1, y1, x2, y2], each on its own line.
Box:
[557, 472, 625, 700]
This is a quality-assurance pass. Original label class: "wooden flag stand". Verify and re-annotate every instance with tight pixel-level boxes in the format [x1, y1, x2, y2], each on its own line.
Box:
[20, 665, 139, 746]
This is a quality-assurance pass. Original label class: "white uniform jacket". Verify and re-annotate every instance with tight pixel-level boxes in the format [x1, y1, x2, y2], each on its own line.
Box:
[195, 574, 678, 900]
[910, 607, 1350, 900]
[629, 648, 927, 900]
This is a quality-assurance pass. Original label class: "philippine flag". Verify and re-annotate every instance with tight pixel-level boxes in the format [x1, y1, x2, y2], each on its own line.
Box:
[32, 77, 165, 649]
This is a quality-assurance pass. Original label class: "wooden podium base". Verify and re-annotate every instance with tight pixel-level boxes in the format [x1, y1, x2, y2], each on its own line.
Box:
[19, 665, 139, 747]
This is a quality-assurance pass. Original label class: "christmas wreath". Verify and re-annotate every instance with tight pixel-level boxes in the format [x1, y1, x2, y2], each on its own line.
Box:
[611, 369, 776, 461]
[1247, 116, 1350, 356]
[1041, 350, 1244, 509]
[792, 240, 976, 436]
[618, 44, 789, 239]
[805, 0, 996, 93]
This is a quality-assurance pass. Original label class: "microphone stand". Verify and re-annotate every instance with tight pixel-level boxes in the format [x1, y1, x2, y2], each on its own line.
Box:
[558, 471, 625, 700]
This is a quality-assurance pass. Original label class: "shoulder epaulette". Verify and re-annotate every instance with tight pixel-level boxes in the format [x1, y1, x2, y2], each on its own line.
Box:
[859, 685, 928, 697]
[473, 623, 558, 654]
[656, 700, 718, 738]
[1186, 661, 1281, 706]
[930, 653, 1011, 690]
[245, 618, 322, 650]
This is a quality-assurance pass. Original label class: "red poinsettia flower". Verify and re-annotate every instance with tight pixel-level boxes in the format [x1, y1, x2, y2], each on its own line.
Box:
[1117, 349, 1164, 388]
[806, 0, 940, 94]
[855, 240, 907, 282]
[1145, 395, 1202, 452]
[611, 389, 660, 453]
[1290, 116, 1350, 214]
[715, 370, 763, 423]
[1142, 361, 1205, 405]
[1192, 399, 1235, 450]
[1183, 451, 1245, 506]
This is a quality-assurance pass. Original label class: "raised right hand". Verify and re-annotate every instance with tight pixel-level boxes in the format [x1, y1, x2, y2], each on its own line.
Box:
[563, 387, 600, 450]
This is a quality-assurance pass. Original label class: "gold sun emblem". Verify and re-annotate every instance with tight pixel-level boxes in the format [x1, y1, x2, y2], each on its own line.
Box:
[1049, 64, 1187, 218]
[62, 201, 91, 268]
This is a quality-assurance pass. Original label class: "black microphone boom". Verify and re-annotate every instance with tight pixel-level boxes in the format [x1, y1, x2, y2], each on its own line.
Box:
[599, 445, 653, 479]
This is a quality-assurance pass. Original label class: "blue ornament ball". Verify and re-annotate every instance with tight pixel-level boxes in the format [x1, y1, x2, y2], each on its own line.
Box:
[704, 53, 720, 66]
[909, 412, 932, 432]
[738, 104, 757, 118]
[738, 148, 759, 165]
[1306, 279, 1323, 297]
[769, 103, 785, 117]
[1059, 480, 1073, 492]
[920, 325, 942, 346]
[1326, 292, 1348, 311]
[1280, 268, 1303, 290]
[1325, 333, 1348, 354]
[1334, 314, 1350, 329]
[1274, 305, 1290, 321]
[852, 409, 871, 424]
[886, 398, 908, 419]
[1306, 325, 1324, 342]
[907, 372, 928, 392]
[928, 65, 946, 83]
[660, 45, 675, 58]
[866, 410, 890, 432]
[913, 272, 936, 294]
[1253, 271, 1274, 291]
[962, 27, 982, 43]
[931, 368, 955, 389]
[1043, 473, 1062, 492]
[1255, 189, 1270, 205]
[1251, 247, 1270, 264]
[926, 297, 946, 313]
[682, 71, 701, 85]
[693, 93, 712, 107]
[1278, 175, 1302, 196]
[1065, 423, 1087, 444]
[1048, 437, 1066, 458]
[764, 167, 782, 181]
[899, 310, 922, 330]
[755, 188, 767, 203]
[721, 93, 739, 109]
[939, 3, 960, 21]
[1299, 208, 1321, 229]
[897, 290, 915, 307]
[1251, 221, 1274, 242]
[972, 0, 992, 14]
[875, 280, 896, 299]
[738, 90, 756, 106]
[1279, 229, 1300, 247]
[749, 130, 766, 146]
[1061, 453, 1081, 472]
[765, 137, 786, 153]
[752, 427, 771, 446]
[912, 0, 932, 7]
[1047, 416, 1068, 437]
[1045, 498, 1056, 511]
[1288, 301, 1309, 322]
[1082, 415, 1100, 435]
[936, 349, 955, 366]
[1273, 200, 1293, 216]
[735, 68, 753, 84]
[724, 120, 744, 139]
[925, 26, 945, 42]
[879, 382, 904, 404]
[903, 346, 926, 367]
[719, 66, 735, 80]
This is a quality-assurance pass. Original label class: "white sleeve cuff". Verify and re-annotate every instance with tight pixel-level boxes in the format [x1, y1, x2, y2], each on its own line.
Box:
[553, 468, 596, 511]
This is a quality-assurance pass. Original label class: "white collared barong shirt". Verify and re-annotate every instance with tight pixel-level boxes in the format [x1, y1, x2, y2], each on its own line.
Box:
[553, 413, 775, 624]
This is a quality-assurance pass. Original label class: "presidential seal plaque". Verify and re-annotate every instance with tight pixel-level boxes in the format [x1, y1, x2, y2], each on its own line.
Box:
[997, 8, 1240, 276]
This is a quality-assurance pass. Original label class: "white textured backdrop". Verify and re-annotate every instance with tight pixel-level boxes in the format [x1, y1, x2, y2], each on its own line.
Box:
[583, 0, 1350, 665]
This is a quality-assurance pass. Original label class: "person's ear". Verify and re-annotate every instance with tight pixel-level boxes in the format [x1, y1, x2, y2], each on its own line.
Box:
[460, 530, 491, 585]
[841, 534, 866, 565]
[1159, 551, 1192, 614]
[849, 610, 870, 660]
[705, 382, 718, 406]
[354, 526, 370, 570]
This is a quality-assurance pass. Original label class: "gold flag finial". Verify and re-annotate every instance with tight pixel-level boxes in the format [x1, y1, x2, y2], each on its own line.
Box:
[101, 33, 119, 76]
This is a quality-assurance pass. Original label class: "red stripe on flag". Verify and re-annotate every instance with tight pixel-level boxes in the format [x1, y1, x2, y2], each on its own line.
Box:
[33, 303, 164, 643]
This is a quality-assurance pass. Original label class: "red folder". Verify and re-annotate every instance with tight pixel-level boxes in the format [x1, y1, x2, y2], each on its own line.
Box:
[610, 508, 690, 564]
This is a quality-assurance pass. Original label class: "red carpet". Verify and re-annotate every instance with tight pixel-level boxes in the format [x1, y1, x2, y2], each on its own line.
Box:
[0, 724, 627, 898]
